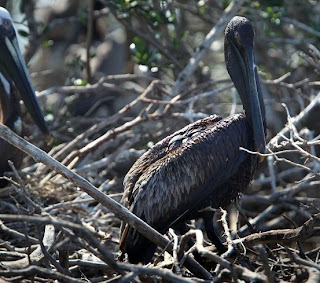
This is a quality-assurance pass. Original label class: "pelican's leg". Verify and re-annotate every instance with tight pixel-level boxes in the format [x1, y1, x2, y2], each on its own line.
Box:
[202, 210, 227, 254]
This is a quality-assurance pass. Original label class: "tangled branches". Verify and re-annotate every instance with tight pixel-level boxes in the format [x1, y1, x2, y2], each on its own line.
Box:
[0, 66, 320, 282]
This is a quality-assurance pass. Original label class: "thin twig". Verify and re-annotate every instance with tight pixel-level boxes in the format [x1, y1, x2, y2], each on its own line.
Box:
[269, 92, 320, 148]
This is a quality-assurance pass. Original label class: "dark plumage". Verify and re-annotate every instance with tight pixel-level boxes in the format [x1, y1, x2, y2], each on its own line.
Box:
[0, 7, 48, 185]
[120, 16, 266, 264]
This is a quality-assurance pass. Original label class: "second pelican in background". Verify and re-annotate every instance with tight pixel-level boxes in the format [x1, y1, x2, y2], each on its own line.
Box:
[0, 7, 49, 185]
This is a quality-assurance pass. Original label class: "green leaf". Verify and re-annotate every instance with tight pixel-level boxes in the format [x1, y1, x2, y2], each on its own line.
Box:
[42, 40, 54, 47]
[133, 36, 147, 52]
[73, 78, 87, 86]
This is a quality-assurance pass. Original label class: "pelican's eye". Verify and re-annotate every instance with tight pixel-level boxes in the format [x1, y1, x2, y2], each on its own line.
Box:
[234, 31, 242, 46]
[2, 18, 12, 29]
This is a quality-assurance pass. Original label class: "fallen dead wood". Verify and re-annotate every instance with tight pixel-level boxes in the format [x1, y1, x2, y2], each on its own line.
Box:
[1, 224, 55, 269]
[234, 214, 320, 246]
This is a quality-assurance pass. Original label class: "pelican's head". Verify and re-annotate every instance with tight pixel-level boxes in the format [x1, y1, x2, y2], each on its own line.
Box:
[0, 7, 48, 135]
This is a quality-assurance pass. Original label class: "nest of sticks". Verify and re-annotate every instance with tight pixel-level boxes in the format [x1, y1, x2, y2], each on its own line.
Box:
[0, 72, 319, 282]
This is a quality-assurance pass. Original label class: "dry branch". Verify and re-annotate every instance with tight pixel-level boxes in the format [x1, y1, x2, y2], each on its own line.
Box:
[0, 265, 85, 283]
[268, 92, 320, 149]
[234, 214, 320, 246]
[1, 224, 55, 269]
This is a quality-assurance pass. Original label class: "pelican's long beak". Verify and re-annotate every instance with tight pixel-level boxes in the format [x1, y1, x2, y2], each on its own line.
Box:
[0, 10, 49, 136]
[242, 45, 266, 154]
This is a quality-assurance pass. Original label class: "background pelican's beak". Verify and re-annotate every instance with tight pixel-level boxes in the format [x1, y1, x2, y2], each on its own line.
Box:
[0, 24, 49, 136]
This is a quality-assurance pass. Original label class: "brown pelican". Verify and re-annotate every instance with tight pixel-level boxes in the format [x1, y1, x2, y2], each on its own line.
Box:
[119, 16, 266, 264]
[0, 7, 49, 185]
